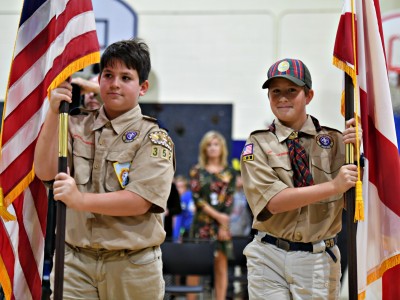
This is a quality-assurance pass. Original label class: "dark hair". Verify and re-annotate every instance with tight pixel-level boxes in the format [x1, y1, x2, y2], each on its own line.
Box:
[100, 38, 151, 84]
[303, 86, 310, 96]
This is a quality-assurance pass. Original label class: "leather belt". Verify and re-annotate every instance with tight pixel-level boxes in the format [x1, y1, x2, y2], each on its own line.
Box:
[260, 233, 337, 252]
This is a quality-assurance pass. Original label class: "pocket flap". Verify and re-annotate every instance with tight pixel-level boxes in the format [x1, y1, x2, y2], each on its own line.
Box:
[106, 151, 133, 163]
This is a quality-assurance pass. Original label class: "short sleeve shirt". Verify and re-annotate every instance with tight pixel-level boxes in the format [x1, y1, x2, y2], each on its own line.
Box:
[240, 116, 344, 243]
[66, 105, 175, 250]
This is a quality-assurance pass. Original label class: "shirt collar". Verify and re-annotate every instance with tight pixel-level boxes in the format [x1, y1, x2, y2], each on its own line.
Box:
[93, 105, 142, 134]
[273, 115, 318, 143]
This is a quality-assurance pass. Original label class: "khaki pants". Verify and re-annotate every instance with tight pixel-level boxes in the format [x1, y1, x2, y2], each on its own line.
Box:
[244, 236, 341, 300]
[51, 243, 164, 300]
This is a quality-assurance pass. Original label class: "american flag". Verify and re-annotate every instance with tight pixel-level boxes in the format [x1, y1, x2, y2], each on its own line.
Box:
[0, 0, 99, 299]
[241, 143, 254, 156]
[333, 0, 400, 298]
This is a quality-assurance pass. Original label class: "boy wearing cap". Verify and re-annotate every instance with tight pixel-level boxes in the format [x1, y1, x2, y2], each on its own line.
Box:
[240, 58, 360, 299]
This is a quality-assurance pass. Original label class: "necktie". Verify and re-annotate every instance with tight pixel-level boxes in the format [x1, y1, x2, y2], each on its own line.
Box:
[285, 131, 314, 187]
[269, 116, 321, 187]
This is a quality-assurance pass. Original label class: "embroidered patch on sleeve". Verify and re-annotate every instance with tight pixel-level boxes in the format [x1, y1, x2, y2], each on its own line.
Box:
[113, 162, 131, 188]
[241, 143, 254, 162]
[151, 145, 173, 161]
[149, 131, 173, 151]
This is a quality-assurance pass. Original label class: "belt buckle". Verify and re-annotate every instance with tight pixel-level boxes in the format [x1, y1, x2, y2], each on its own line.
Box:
[276, 239, 290, 251]
[324, 238, 335, 248]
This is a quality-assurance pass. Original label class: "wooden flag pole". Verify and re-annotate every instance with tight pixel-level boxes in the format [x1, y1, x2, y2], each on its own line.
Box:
[344, 73, 358, 300]
[53, 100, 69, 300]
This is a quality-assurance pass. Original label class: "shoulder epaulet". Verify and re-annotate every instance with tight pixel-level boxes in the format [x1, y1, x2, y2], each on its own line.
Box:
[320, 125, 342, 134]
[143, 115, 158, 123]
[250, 128, 271, 135]
[69, 107, 99, 116]
[143, 115, 170, 132]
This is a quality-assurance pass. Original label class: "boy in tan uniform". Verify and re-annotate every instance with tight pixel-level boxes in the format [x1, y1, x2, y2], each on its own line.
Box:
[240, 58, 360, 300]
[34, 39, 175, 299]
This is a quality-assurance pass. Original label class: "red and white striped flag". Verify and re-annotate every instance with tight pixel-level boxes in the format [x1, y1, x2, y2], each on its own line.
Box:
[0, 0, 99, 299]
[333, 0, 400, 299]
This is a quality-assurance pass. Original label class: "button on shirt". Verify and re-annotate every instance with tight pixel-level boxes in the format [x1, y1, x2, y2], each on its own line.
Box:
[66, 105, 175, 250]
[241, 116, 344, 243]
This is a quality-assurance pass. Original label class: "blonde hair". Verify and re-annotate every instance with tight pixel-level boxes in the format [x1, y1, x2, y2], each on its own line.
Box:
[198, 131, 228, 168]
[174, 175, 188, 187]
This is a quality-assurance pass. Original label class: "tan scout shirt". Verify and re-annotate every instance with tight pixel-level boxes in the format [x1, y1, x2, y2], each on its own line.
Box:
[241, 116, 344, 243]
[66, 105, 175, 250]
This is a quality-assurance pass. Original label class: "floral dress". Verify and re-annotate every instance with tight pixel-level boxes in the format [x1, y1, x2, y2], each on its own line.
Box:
[189, 165, 236, 258]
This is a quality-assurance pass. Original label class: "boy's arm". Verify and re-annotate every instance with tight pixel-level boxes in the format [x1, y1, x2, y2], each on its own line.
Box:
[266, 164, 357, 214]
[267, 118, 361, 214]
[71, 76, 100, 95]
[34, 81, 73, 181]
[53, 172, 151, 216]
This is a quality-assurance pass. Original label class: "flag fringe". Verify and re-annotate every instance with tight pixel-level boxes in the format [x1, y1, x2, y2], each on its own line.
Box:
[0, 255, 11, 300]
[0, 207, 16, 222]
[3, 168, 35, 207]
[340, 91, 345, 116]
[332, 56, 357, 83]
[358, 291, 366, 300]
[357, 254, 400, 300]
[0, 188, 16, 221]
[367, 253, 400, 285]
[47, 51, 100, 94]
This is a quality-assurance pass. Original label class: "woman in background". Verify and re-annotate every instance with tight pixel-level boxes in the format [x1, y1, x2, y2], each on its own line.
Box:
[189, 130, 236, 300]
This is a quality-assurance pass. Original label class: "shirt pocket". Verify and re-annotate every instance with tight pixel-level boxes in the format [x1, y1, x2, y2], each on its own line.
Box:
[267, 153, 293, 184]
[105, 151, 134, 192]
[72, 141, 94, 185]
[311, 155, 343, 202]
[267, 153, 291, 170]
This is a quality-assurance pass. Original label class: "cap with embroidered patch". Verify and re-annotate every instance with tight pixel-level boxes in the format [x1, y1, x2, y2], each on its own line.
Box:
[262, 58, 312, 89]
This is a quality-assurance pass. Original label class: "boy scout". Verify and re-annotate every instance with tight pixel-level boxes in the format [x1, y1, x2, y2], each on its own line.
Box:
[240, 58, 360, 299]
[34, 39, 175, 299]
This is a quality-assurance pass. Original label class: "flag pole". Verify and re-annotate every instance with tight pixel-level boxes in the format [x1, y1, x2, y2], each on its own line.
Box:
[344, 72, 358, 300]
[53, 100, 69, 300]
[41, 190, 56, 300]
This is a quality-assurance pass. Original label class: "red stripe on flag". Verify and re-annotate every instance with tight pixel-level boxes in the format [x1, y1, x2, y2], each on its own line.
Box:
[373, 0, 386, 58]
[9, 0, 95, 87]
[48, 31, 99, 82]
[2, 30, 99, 146]
[30, 177, 48, 234]
[1, 144, 37, 197]
[13, 194, 42, 299]
[0, 221, 16, 289]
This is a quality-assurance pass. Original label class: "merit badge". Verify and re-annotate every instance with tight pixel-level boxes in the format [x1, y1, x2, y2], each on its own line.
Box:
[277, 61, 290, 72]
[241, 143, 254, 162]
[316, 134, 334, 149]
[113, 162, 131, 188]
[122, 131, 139, 143]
